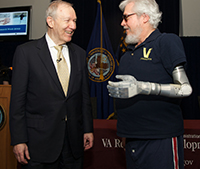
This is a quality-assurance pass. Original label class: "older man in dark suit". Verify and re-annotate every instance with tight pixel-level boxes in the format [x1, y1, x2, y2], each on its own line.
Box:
[9, 1, 94, 168]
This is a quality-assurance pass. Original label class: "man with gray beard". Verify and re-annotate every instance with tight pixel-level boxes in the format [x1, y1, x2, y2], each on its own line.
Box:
[107, 0, 192, 168]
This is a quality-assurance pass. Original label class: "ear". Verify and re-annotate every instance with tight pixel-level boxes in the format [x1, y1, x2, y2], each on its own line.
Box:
[142, 13, 150, 24]
[46, 16, 54, 28]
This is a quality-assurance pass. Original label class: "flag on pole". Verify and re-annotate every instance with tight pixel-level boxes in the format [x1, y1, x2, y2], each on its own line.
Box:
[115, 30, 128, 64]
[86, 0, 117, 119]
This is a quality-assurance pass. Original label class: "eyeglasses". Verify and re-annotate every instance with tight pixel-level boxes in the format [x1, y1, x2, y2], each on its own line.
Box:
[122, 13, 136, 22]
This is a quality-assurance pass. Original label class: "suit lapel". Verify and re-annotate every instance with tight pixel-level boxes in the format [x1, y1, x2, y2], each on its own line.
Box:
[66, 43, 77, 98]
[36, 38, 79, 97]
[37, 36, 64, 95]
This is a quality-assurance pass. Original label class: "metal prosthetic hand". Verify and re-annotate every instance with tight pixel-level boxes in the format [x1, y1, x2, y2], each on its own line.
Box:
[107, 65, 192, 98]
[107, 75, 154, 98]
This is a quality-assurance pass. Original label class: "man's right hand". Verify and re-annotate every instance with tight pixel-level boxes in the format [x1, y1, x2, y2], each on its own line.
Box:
[13, 143, 30, 164]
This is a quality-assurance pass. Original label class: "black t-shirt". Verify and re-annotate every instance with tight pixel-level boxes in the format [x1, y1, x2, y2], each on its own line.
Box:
[116, 29, 186, 139]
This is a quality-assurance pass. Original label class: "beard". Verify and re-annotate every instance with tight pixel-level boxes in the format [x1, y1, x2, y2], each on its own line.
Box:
[125, 26, 142, 44]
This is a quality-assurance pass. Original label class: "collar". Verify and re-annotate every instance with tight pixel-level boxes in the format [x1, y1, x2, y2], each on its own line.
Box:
[127, 29, 161, 51]
[45, 33, 67, 49]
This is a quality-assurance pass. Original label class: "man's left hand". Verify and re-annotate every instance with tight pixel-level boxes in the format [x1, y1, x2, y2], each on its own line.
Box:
[84, 133, 94, 150]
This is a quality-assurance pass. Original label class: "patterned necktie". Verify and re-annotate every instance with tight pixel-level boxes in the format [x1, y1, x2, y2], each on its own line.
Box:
[54, 46, 69, 96]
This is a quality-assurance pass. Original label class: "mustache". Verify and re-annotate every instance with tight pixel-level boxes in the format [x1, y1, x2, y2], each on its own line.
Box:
[123, 26, 129, 30]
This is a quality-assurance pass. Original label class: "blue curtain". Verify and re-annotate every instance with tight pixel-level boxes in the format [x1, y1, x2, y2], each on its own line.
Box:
[181, 37, 200, 119]
[64, 0, 179, 52]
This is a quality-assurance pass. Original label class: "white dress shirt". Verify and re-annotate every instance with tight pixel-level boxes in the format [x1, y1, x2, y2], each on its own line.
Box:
[45, 33, 71, 75]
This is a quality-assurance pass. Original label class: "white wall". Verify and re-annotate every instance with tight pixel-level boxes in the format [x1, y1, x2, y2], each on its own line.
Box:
[0, 0, 200, 38]
[0, 0, 51, 40]
[181, 0, 200, 36]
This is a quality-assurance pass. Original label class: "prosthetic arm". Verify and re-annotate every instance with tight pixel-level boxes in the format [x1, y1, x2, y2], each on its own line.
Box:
[107, 65, 192, 98]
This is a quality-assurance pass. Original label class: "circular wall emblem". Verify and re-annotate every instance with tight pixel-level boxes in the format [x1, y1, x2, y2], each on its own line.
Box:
[87, 48, 115, 82]
[0, 105, 6, 131]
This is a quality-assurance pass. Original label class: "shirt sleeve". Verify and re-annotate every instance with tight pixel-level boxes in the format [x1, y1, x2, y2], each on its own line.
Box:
[158, 33, 187, 74]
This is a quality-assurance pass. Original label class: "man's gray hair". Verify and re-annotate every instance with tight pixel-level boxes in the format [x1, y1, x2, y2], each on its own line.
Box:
[46, 0, 73, 20]
[119, 0, 162, 28]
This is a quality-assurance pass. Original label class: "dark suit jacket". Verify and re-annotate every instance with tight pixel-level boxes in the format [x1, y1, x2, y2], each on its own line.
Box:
[9, 36, 93, 163]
